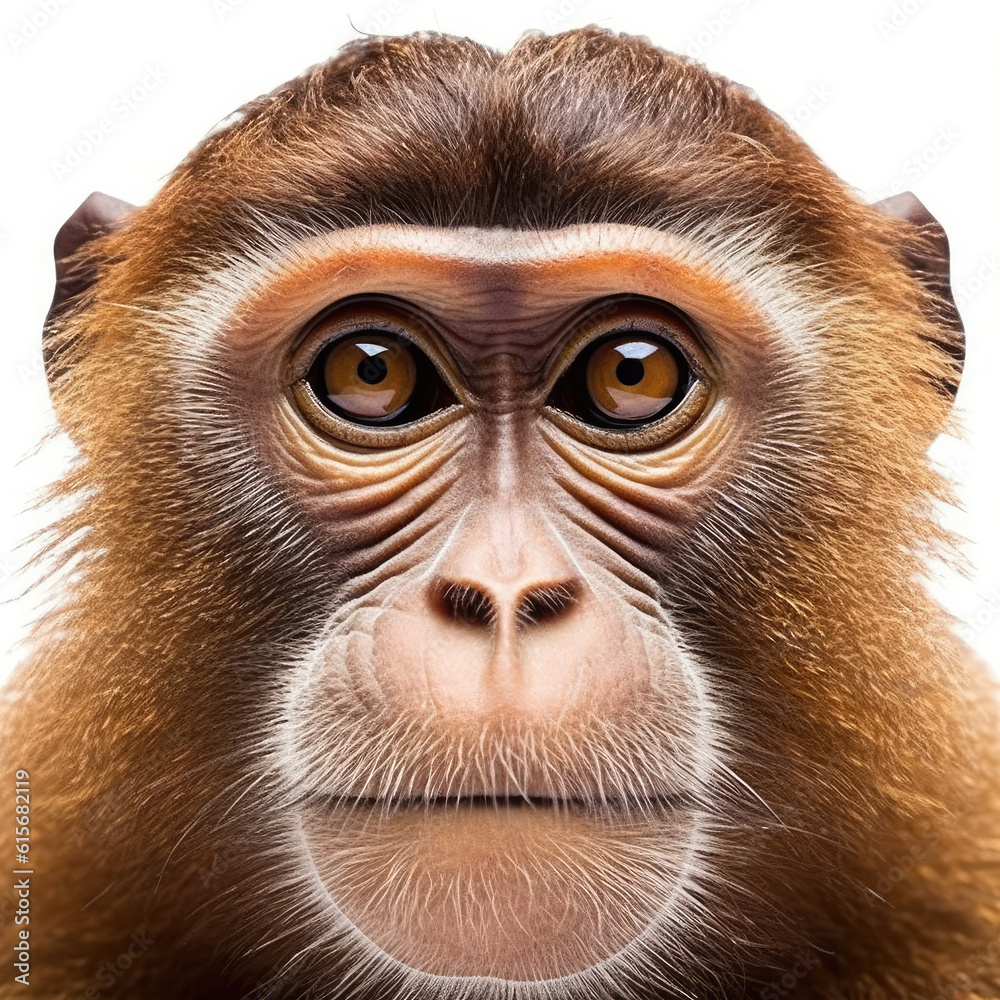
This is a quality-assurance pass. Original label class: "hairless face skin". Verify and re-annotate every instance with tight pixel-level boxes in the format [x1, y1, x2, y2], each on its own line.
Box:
[4, 25, 998, 1000]
[261, 226, 734, 977]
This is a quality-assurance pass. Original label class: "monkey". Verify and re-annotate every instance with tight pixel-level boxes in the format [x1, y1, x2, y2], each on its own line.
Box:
[1, 24, 998, 1000]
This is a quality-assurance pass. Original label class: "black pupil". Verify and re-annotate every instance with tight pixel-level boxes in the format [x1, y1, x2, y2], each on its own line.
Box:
[358, 355, 388, 384]
[615, 357, 644, 386]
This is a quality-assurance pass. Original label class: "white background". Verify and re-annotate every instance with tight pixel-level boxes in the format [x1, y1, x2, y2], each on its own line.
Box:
[1, 0, 998, 680]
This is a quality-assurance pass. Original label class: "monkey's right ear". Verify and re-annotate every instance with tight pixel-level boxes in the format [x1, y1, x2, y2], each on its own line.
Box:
[44, 192, 137, 383]
[871, 191, 965, 399]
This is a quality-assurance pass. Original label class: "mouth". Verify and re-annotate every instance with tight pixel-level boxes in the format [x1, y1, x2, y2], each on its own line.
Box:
[312, 788, 690, 820]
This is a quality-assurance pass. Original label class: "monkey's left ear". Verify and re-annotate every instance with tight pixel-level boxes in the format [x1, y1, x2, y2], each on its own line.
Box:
[872, 191, 965, 399]
[44, 192, 137, 383]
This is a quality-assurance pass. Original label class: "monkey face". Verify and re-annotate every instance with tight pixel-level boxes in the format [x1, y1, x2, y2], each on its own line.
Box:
[171, 224, 775, 984]
[243, 227, 736, 980]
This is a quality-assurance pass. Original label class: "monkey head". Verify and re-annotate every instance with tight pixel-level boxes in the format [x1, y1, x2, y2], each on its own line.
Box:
[18, 26, 998, 1000]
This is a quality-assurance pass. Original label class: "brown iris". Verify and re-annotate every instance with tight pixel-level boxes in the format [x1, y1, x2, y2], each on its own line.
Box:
[321, 335, 417, 419]
[585, 336, 681, 421]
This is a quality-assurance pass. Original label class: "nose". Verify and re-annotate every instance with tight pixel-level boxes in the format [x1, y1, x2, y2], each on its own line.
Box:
[434, 576, 579, 631]
[426, 503, 585, 708]
[426, 549, 588, 713]
[365, 504, 652, 719]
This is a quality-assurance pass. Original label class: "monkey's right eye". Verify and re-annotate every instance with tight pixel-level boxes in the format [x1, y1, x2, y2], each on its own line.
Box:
[310, 334, 419, 422]
[290, 306, 461, 447]
[302, 331, 455, 428]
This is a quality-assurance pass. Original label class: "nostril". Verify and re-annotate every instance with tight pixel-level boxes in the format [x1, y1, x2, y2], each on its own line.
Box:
[516, 582, 578, 628]
[434, 580, 580, 631]
[438, 583, 495, 628]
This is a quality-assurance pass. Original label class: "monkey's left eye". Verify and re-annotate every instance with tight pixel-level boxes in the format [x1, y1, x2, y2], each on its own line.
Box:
[549, 332, 693, 429]
[584, 336, 684, 422]
[543, 298, 713, 449]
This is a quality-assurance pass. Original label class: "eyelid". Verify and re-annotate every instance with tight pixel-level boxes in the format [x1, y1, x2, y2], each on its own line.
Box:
[291, 378, 463, 448]
[538, 295, 708, 399]
[544, 377, 712, 451]
[285, 295, 468, 405]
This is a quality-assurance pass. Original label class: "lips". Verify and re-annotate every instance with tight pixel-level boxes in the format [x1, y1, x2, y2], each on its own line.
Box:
[313, 788, 690, 818]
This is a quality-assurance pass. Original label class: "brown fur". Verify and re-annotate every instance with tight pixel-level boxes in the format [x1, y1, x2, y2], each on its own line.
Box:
[2, 26, 997, 1000]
